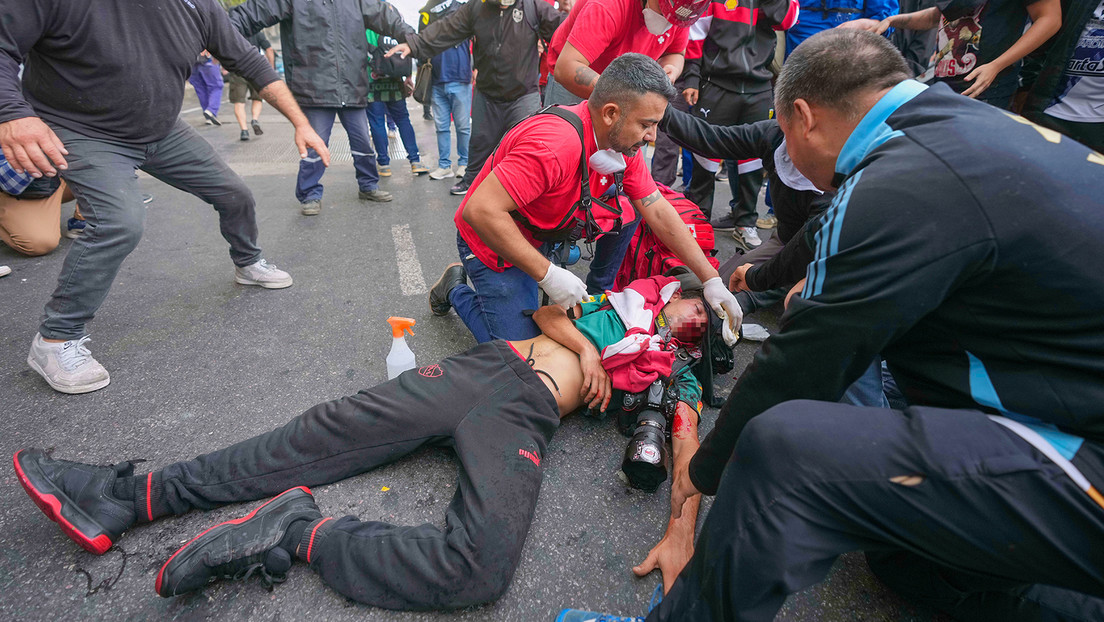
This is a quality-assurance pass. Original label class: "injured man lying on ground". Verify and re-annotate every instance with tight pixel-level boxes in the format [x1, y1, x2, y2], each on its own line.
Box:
[14, 273, 732, 610]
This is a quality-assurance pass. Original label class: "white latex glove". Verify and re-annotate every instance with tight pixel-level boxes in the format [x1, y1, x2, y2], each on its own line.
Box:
[538, 263, 588, 309]
[703, 276, 743, 346]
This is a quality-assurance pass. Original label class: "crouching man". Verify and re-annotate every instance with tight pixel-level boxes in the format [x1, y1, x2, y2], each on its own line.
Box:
[14, 275, 713, 609]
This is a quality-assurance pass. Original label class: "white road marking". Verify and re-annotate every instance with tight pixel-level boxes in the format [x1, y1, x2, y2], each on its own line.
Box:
[392, 224, 428, 296]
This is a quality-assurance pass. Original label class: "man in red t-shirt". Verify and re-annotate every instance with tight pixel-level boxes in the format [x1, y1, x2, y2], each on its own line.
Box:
[428, 54, 741, 343]
[544, 0, 709, 106]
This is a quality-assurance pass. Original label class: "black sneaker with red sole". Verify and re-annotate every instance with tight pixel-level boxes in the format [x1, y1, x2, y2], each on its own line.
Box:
[156, 486, 322, 598]
[13, 448, 137, 555]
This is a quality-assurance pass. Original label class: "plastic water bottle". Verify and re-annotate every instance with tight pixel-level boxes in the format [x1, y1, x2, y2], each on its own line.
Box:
[386, 316, 417, 379]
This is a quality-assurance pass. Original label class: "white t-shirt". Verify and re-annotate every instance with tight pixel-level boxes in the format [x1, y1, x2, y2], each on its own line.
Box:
[1044, 1, 1104, 123]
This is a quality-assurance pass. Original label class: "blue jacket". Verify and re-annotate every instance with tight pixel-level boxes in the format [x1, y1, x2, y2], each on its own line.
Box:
[786, 0, 899, 55]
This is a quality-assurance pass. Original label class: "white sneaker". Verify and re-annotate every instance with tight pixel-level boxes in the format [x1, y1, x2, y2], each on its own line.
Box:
[27, 334, 111, 394]
[235, 258, 293, 289]
[454, 165, 466, 179]
[428, 167, 455, 180]
[734, 226, 762, 250]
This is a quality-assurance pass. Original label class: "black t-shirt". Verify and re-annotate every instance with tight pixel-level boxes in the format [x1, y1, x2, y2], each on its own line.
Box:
[933, 0, 1042, 99]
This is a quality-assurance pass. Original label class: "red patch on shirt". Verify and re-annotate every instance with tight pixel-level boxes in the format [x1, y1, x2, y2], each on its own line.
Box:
[418, 364, 444, 378]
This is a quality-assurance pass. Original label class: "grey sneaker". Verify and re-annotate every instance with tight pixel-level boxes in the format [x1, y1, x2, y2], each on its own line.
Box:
[734, 226, 762, 250]
[358, 189, 393, 202]
[300, 200, 321, 216]
[235, 259, 293, 289]
[27, 334, 111, 394]
[454, 165, 467, 179]
[411, 161, 430, 175]
[428, 167, 455, 180]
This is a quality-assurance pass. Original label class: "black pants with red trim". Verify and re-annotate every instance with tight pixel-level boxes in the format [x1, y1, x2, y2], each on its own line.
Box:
[649, 401, 1104, 622]
[138, 341, 560, 610]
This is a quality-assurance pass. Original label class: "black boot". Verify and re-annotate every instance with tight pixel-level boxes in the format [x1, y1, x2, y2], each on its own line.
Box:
[429, 263, 467, 316]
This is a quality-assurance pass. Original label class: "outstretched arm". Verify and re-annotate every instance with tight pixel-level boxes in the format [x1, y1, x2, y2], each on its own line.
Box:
[634, 402, 701, 593]
[257, 81, 330, 166]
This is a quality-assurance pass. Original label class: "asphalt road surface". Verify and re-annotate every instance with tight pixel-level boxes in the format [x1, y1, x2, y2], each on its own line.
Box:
[0, 100, 948, 622]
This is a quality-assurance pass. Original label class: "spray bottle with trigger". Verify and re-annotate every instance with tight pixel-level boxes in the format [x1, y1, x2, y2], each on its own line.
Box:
[386, 317, 417, 379]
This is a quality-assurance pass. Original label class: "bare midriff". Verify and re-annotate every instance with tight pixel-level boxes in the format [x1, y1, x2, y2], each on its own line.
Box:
[507, 336, 586, 417]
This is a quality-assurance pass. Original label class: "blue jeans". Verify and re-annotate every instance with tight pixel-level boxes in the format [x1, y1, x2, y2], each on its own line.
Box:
[585, 216, 640, 295]
[431, 81, 471, 170]
[296, 107, 379, 202]
[840, 359, 891, 409]
[366, 99, 420, 166]
[448, 233, 540, 343]
[44, 119, 263, 340]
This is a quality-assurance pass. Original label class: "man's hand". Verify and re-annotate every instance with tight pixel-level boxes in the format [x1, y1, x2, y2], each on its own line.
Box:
[0, 117, 68, 178]
[703, 276, 743, 338]
[579, 349, 612, 411]
[682, 88, 699, 106]
[670, 458, 701, 520]
[538, 263, 588, 309]
[632, 528, 694, 594]
[727, 263, 752, 293]
[386, 43, 411, 59]
[836, 17, 892, 34]
[962, 63, 1000, 99]
[294, 124, 331, 166]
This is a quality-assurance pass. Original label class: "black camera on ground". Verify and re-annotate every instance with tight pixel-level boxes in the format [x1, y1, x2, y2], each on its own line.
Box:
[617, 378, 679, 493]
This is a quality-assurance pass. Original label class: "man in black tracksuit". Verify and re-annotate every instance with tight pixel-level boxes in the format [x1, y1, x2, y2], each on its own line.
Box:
[682, 0, 799, 246]
[391, 0, 566, 195]
[651, 30, 1104, 621]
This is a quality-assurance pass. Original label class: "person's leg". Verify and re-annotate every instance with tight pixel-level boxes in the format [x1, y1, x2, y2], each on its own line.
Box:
[336, 107, 381, 192]
[457, 90, 499, 187]
[251, 99, 263, 123]
[839, 358, 890, 408]
[139, 118, 262, 267]
[650, 402, 1104, 622]
[585, 214, 641, 295]
[387, 99, 420, 164]
[188, 67, 211, 114]
[727, 90, 772, 230]
[452, 81, 471, 168]
[432, 82, 453, 170]
[0, 184, 65, 256]
[233, 102, 247, 131]
[40, 130, 147, 340]
[295, 107, 336, 203]
[304, 341, 560, 609]
[199, 63, 224, 116]
[366, 101, 391, 168]
[135, 341, 531, 519]
[448, 233, 541, 342]
[868, 550, 1104, 622]
[684, 85, 731, 220]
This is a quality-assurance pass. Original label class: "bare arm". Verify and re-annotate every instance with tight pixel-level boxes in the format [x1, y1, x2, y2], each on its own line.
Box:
[461, 171, 553, 280]
[633, 401, 701, 593]
[257, 81, 331, 165]
[554, 41, 599, 99]
[837, 7, 940, 34]
[265, 47, 276, 68]
[532, 305, 612, 411]
[962, 0, 1062, 98]
[658, 52, 684, 83]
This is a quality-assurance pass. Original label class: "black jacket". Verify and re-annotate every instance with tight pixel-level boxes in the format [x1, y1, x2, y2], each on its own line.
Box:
[689, 82, 1104, 495]
[231, 0, 414, 108]
[0, 0, 278, 144]
[683, 0, 798, 94]
[660, 107, 833, 290]
[405, 0, 564, 102]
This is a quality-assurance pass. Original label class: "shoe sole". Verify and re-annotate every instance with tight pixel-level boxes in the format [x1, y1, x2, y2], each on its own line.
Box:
[26, 355, 110, 394]
[449, 189, 468, 196]
[235, 275, 293, 289]
[155, 486, 312, 597]
[428, 173, 455, 180]
[204, 114, 221, 126]
[13, 449, 115, 554]
[300, 206, 321, 216]
[252, 124, 264, 136]
[360, 195, 393, 203]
